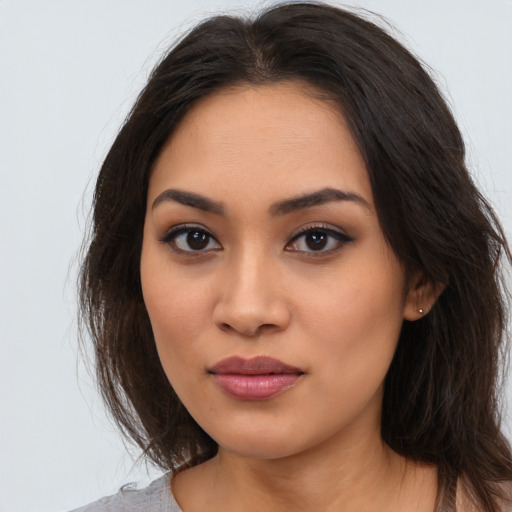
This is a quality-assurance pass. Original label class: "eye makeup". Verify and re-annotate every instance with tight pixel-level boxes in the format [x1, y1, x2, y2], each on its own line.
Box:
[158, 221, 353, 259]
[285, 223, 354, 257]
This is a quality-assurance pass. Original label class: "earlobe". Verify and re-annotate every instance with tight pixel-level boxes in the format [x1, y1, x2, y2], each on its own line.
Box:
[403, 272, 446, 321]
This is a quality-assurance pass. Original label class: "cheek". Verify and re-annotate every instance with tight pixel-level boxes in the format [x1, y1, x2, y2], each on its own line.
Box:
[140, 251, 210, 369]
[143, 280, 203, 348]
[141, 270, 214, 407]
[297, 260, 405, 390]
[300, 262, 405, 336]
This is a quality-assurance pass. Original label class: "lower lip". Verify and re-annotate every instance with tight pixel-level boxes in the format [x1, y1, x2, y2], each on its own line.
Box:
[212, 373, 302, 401]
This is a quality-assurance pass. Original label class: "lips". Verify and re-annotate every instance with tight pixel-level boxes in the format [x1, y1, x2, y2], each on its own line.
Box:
[208, 356, 304, 401]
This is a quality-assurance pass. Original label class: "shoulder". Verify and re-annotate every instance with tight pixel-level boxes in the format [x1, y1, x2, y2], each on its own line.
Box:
[497, 481, 512, 512]
[456, 480, 512, 512]
[68, 473, 182, 512]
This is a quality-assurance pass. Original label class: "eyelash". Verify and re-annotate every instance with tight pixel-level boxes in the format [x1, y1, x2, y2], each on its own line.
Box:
[159, 223, 353, 256]
[286, 225, 353, 255]
[159, 224, 221, 255]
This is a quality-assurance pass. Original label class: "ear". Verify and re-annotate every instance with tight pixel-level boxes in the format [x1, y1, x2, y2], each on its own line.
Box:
[403, 271, 445, 321]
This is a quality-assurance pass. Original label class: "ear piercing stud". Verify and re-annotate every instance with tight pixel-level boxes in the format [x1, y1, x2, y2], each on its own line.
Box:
[417, 307, 424, 315]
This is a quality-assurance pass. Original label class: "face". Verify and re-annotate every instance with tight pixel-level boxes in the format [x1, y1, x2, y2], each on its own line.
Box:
[141, 82, 420, 460]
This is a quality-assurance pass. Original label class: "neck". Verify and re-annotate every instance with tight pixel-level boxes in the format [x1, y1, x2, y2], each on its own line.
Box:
[172, 422, 437, 512]
[215, 436, 399, 510]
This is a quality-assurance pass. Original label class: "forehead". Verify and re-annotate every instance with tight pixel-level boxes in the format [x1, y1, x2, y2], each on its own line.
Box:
[149, 81, 372, 208]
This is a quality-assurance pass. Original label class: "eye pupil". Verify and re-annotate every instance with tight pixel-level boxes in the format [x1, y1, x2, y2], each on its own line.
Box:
[306, 231, 328, 250]
[187, 230, 209, 250]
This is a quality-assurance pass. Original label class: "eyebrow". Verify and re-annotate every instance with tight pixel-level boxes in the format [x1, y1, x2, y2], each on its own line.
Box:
[152, 187, 370, 216]
[269, 187, 371, 216]
[152, 189, 224, 215]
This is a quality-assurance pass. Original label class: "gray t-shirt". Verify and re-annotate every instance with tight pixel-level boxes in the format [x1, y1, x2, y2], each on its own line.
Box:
[69, 473, 182, 512]
[69, 472, 512, 511]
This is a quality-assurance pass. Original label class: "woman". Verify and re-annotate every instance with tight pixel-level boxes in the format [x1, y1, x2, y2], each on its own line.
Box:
[75, 2, 512, 511]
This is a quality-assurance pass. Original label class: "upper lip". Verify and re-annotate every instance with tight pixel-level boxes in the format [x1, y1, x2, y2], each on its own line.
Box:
[209, 356, 303, 375]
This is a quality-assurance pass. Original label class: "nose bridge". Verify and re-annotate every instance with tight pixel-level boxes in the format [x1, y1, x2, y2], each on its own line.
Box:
[213, 241, 290, 336]
[232, 242, 269, 293]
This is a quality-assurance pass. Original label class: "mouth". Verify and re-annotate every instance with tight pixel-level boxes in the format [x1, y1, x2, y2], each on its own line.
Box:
[208, 356, 304, 401]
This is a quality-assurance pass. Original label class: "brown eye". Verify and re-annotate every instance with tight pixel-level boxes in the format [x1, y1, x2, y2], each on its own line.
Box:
[304, 231, 328, 251]
[287, 227, 352, 253]
[186, 230, 210, 250]
[162, 226, 221, 253]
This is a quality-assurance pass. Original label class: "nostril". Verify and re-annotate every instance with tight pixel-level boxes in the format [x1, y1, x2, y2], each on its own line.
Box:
[259, 323, 280, 333]
[217, 321, 283, 337]
[218, 322, 233, 333]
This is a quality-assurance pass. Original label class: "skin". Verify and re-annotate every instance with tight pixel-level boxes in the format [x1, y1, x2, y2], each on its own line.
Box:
[140, 81, 440, 511]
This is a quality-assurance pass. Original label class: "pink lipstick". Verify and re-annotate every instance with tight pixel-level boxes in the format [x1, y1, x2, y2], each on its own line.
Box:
[209, 356, 304, 401]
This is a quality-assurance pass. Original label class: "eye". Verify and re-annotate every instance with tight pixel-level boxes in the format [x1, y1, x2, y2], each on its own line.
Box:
[286, 226, 352, 253]
[160, 225, 221, 253]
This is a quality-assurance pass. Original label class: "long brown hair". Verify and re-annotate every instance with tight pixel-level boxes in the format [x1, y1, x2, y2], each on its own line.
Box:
[79, 2, 512, 510]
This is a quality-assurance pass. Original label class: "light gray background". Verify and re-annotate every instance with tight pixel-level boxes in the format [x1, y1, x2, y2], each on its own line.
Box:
[1, 1, 511, 511]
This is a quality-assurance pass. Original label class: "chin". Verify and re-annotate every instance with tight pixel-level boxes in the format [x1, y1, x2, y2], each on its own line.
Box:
[208, 424, 322, 462]
[220, 440, 302, 461]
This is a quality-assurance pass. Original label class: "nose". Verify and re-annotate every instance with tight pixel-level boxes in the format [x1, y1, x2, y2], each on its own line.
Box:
[212, 249, 291, 337]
